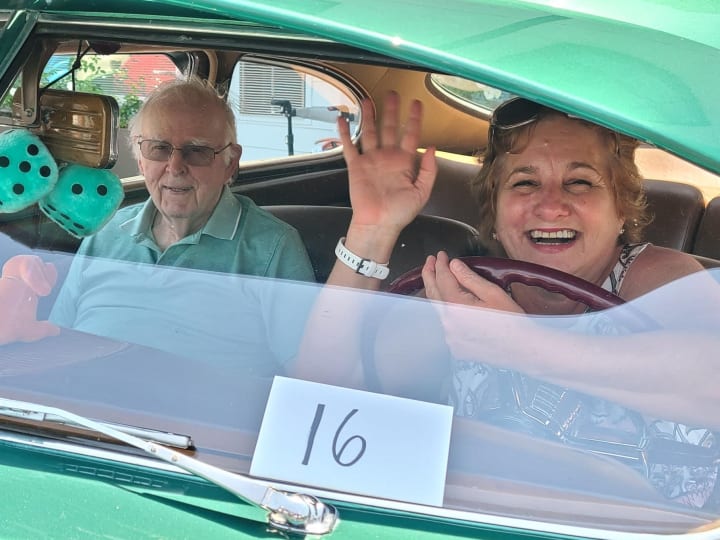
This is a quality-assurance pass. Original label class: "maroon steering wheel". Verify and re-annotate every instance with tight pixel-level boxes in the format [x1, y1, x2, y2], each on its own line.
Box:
[388, 256, 624, 311]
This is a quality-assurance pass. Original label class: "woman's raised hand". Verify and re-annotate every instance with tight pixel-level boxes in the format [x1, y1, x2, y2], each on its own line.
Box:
[338, 91, 436, 236]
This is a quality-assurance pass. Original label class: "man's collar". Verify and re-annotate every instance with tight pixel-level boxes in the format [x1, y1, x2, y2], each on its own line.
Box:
[120, 198, 156, 240]
[202, 186, 243, 240]
[120, 186, 242, 241]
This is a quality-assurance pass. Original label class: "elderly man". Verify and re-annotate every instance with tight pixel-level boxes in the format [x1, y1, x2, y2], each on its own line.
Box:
[54, 77, 313, 276]
[45, 77, 315, 375]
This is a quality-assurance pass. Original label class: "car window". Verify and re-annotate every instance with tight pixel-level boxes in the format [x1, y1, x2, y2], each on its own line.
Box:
[0, 53, 360, 176]
[2, 244, 718, 535]
[430, 74, 514, 116]
[0, 52, 179, 178]
[228, 58, 360, 162]
[44, 52, 178, 178]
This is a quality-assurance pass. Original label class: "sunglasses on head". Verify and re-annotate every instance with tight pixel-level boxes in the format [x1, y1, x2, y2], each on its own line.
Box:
[485, 98, 546, 160]
[486, 98, 620, 159]
[491, 97, 545, 131]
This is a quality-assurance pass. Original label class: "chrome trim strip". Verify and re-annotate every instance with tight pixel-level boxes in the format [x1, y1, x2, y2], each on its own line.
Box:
[0, 406, 192, 448]
[0, 429, 185, 473]
[36, 14, 331, 42]
[252, 478, 718, 540]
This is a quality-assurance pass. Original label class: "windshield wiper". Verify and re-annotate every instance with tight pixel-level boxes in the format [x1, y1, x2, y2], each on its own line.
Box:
[0, 404, 193, 448]
[0, 396, 338, 536]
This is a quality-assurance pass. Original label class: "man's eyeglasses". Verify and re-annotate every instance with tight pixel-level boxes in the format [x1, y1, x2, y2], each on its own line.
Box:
[137, 139, 232, 167]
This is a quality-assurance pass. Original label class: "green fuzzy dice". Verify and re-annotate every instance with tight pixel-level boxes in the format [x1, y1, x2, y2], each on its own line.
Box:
[0, 129, 59, 212]
[40, 164, 123, 238]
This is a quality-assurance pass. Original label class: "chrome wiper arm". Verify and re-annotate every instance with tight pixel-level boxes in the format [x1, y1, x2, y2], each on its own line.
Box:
[0, 405, 193, 449]
[0, 397, 338, 536]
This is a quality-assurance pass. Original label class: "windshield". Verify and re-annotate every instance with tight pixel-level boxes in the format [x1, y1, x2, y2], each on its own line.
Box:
[1, 21, 719, 538]
[1, 230, 718, 535]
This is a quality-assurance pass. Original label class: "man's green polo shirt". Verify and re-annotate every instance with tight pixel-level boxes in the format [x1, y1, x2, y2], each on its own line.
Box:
[50, 189, 316, 375]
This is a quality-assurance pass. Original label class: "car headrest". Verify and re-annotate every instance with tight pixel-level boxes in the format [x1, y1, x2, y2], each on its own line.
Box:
[643, 179, 704, 252]
[692, 196, 720, 260]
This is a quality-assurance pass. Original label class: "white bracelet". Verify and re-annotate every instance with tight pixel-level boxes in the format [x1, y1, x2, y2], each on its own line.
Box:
[334, 237, 390, 280]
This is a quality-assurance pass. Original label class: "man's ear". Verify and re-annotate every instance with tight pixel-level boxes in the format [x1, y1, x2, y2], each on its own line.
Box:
[226, 143, 242, 176]
[137, 158, 145, 176]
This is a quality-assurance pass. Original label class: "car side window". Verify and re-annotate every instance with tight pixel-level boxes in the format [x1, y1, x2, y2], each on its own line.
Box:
[228, 58, 360, 163]
[429, 74, 513, 116]
[0, 52, 360, 177]
[37, 53, 179, 178]
[0, 52, 178, 178]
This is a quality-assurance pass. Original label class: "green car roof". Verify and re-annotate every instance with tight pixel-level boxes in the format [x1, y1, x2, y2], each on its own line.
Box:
[6, 0, 720, 172]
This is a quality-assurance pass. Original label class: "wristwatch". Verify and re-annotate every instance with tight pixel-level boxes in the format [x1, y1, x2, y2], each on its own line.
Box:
[334, 237, 390, 280]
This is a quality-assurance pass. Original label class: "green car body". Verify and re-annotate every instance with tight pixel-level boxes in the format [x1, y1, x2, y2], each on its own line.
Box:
[3, 0, 717, 171]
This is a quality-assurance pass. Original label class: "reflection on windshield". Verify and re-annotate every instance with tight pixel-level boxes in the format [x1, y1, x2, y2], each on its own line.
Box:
[49, 252, 318, 377]
[0, 244, 718, 532]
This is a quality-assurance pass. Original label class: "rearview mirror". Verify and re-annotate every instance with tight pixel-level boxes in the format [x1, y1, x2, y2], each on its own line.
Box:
[36, 89, 119, 168]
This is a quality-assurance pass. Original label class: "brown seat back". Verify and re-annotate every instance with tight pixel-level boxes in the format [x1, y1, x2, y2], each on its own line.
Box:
[692, 196, 720, 259]
[643, 179, 704, 251]
[421, 155, 481, 228]
[262, 205, 483, 284]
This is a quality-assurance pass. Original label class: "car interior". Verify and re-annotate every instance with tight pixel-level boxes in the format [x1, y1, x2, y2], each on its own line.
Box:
[2, 37, 719, 283]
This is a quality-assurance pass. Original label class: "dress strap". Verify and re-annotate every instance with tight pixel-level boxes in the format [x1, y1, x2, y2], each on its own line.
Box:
[600, 243, 650, 294]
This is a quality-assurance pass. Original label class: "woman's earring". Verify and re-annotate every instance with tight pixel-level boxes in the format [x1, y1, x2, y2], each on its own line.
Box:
[491, 232, 498, 241]
[620, 227, 625, 235]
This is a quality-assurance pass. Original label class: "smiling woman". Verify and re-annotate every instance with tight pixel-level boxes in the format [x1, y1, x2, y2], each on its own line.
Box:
[474, 99, 687, 301]
[294, 92, 720, 510]
[489, 116, 628, 286]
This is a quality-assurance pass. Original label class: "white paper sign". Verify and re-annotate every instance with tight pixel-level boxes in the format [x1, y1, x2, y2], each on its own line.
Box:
[250, 376, 453, 506]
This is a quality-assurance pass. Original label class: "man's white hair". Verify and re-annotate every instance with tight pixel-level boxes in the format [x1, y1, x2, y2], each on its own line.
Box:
[128, 76, 236, 165]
